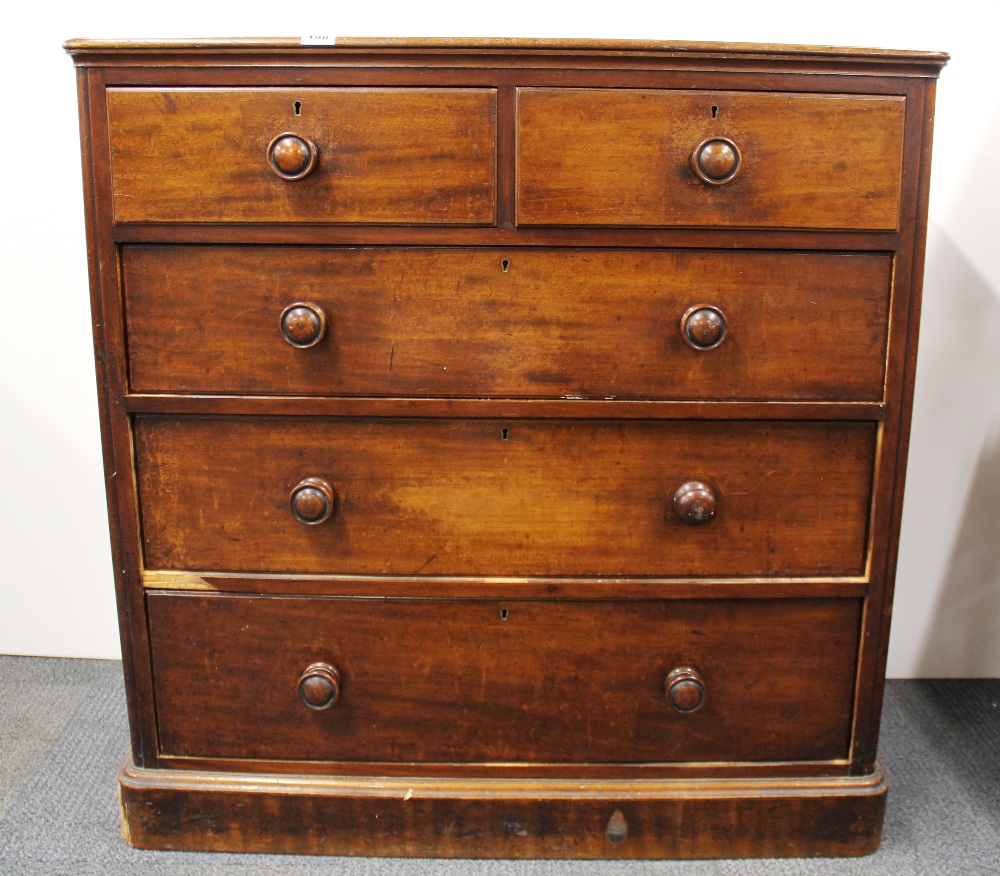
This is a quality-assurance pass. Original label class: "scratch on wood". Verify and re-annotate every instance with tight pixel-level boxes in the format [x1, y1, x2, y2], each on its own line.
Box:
[726, 469, 778, 496]
[413, 553, 438, 574]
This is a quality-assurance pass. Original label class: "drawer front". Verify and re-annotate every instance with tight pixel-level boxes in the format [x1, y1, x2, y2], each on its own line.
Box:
[517, 89, 905, 230]
[135, 417, 875, 577]
[107, 88, 497, 224]
[148, 593, 861, 764]
[124, 246, 890, 401]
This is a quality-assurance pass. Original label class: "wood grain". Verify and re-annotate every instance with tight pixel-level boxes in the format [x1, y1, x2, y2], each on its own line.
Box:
[107, 88, 496, 224]
[123, 246, 891, 401]
[143, 569, 871, 600]
[122, 394, 886, 421]
[65, 37, 946, 62]
[517, 89, 905, 230]
[65, 38, 945, 859]
[147, 593, 861, 764]
[119, 755, 888, 857]
[111, 223, 901, 251]
[851, 79, 940, 772]
[134, 416, 876, 577]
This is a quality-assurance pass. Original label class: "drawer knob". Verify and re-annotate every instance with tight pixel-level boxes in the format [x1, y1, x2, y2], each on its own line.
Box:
[280, 302, 327, 349]
[680, 305, 727, 350]
[297, 662, 341, 709]
[664, 667, 706, 713]
[672, 480, 717, 526]
[290, 477, 336, 525]
[690, 137, 741, 185]
[267, 133, 318, 180]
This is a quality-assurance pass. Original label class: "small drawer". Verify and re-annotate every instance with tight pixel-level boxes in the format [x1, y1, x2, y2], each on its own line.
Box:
[107, 88, 497, 224]
[517, 88, 905, 230]
[124, 246, 890, 401]
[135, 416, 875, 578]
[148, 593, 861, 764]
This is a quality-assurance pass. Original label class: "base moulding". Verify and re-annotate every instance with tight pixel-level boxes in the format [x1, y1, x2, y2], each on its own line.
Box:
[118, 754, 888, 858]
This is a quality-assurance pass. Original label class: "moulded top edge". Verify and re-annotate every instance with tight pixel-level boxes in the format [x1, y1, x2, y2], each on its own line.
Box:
[62, 36, 949, 67]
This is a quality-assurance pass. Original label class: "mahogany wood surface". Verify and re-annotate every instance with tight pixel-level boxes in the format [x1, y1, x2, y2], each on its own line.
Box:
[147, 593, 860, 764]
[853, 80, 941, 773]
[123, 246, 891, 400]
[517, 89, 905, 230]
[113, 225, 903, 251]
[118, 757, 888, 858]
[149, 751, 856, 781]
[107, 88, 497, 224]
[123, 395, 886, 421]
[66, 37, 948, 82]
[135, 416, 875, 578]
[66, 37, 945, 858]
[78, 64, 164, 765]
[142, 570, 870, 601]
[63, 37, 945, 59]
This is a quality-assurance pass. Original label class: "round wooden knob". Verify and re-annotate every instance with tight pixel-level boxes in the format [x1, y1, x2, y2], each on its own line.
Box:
[681, 305, 727, 350]
[267, 133, 317, 180]
[690, 137, 741, 185]
[297, 662, 341, 709]
[290, 477, 335, 525]
[672, 481, 717, 526]
[280, 302, 327, 349]
[665, 667, 706, 713]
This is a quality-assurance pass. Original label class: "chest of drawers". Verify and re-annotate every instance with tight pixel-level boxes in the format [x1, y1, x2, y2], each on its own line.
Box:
[66, 37, 947, 859]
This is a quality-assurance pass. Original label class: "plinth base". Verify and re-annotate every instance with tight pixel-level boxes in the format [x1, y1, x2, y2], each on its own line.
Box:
[118, 755, 888, 858]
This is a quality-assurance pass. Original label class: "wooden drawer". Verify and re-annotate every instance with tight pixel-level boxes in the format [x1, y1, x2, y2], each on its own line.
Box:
[135, 416, 875, 577]
[517, 89, 905, 230]
[148, 593, 861, 764]
[106, 88, 497, 224]
[124, 246, 890, 401]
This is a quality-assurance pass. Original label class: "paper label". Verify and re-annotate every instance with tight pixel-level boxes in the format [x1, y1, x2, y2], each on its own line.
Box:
[300, 36, 337, 46]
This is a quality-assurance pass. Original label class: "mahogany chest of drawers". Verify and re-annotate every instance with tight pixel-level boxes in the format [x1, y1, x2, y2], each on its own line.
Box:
[66, 37, 947, 859]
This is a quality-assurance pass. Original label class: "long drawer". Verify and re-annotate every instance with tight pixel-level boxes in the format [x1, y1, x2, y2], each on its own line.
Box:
[124, 246, 891, 400]
[135, 416, 875, 577]
[107, 88, 497, 224]
[517, 88, 905, 230]
[148, 592, 861, 764]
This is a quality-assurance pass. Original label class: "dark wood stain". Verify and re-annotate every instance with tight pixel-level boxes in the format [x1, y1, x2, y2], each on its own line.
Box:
[147, 593, 861, 764]
[66, 37, 945, 858]
[123, 246, 890, 401]
[134, 416, 876, 578]
[517, 89, 905, 230]
[107, 88, 497, 225]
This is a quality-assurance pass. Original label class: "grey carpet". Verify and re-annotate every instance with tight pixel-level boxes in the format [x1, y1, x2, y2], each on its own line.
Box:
[0, 656, 997, 874]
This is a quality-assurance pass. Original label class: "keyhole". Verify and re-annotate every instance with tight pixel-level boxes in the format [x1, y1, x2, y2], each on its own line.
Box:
[293, 100, 302, 116]
[501, 428, 509, 441]
[500, 608, 509, 620]
[501, 259, 510, 273]
[710, 105, 719, 119]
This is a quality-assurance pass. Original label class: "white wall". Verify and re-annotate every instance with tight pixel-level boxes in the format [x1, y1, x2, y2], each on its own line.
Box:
[1, 1, 997, 676]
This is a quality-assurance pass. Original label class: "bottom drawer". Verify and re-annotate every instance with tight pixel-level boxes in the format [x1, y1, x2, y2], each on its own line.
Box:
[147, 593, 861, 765]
